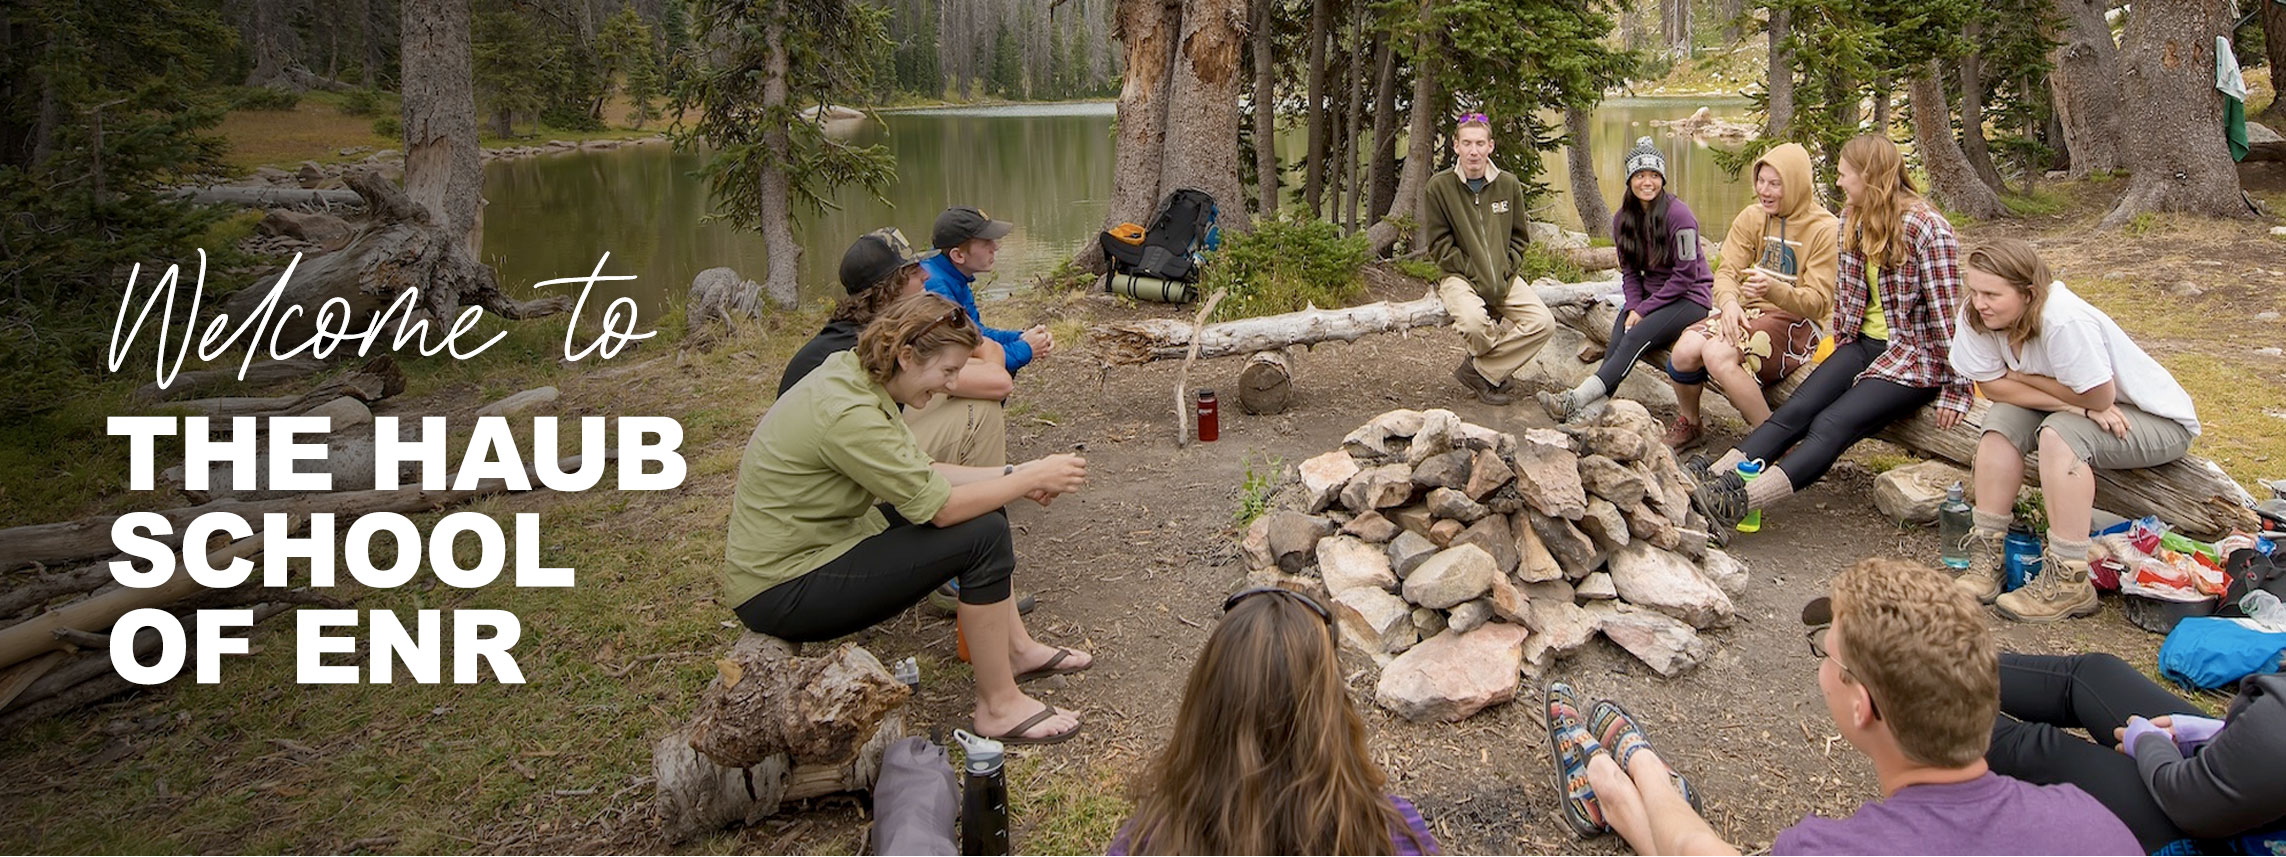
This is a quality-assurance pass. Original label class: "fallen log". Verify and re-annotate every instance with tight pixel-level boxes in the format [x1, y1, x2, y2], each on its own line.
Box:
[1091, 279, 1621, 365]
[131, 357, 335, 405]
[0, 526, 275, 669]
[0, 601, 298, 728]
[0, 564, 114, 619]
[1238, 351, 1295, 414]
[653, 632, 910, 843]
[1557, 300, 2260, 539]
[162, 355, 404, 417]
[0, 452, 606, 572]
[175, 186, 364, 208]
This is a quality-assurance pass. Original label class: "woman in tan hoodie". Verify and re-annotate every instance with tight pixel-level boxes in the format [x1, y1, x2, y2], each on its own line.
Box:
[1660, 142, 1839, 449]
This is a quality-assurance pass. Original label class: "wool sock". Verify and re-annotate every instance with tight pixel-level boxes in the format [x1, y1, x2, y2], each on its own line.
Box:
[2048, 532, 2091, 562]
[1711, 448, 1748, 474]
[1566, 376, 1609, 405]
[1744, 464, 1796, 508]
[1972, 508, 2010, 537]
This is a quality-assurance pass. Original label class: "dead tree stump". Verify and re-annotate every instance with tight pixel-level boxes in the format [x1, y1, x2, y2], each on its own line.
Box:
[1238, 350, 1293, 414]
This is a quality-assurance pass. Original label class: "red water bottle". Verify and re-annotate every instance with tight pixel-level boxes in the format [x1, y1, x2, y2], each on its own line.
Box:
[1196, 389, 1219, 442]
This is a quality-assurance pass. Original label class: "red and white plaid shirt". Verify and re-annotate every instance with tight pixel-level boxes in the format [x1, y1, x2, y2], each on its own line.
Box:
[1831, 204, 1973, 414]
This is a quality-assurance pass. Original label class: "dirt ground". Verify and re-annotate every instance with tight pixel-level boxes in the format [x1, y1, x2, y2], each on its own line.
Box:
[1, 169, 2277, 855]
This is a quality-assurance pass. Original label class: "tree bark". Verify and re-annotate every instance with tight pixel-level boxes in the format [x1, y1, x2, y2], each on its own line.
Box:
[1342, 19, 1370, 232]
[1908, 64, 2006, 220]
[754, 4, 801, 306]
[1237, 350, 1294, 414]
[1251, 0, 1278, 218]
[1159, 0, 1250, 233]
[1664, 0, 1691, 58]
[2048, 0, 2126, 178]
[1089, 280, 1619, 363]
[400, 0, 483, 248]
[1364, 0, 1435, 256]
[2098, 0, 2252, 229]
[1366, 35, 1399, 223]
[1765, 4, 1794, 138]
[1303, 0, 1330, 218]
[1078, 0, 1182, 274]
[1957, 28, 2008, 193]
[2263, 0, 2286, 124]
[1565, 104, 1613, 238]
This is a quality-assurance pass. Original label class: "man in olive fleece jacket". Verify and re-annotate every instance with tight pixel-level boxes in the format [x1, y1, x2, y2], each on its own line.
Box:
[1422, 117, 1554, 405]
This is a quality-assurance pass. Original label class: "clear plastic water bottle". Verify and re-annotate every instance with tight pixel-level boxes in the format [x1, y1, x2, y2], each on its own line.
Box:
[1736, 459, 1765, 533]
[1939, 482, 1974, 570]
[953, 729, 1009, 856]
[2242, 590, 2286, 631]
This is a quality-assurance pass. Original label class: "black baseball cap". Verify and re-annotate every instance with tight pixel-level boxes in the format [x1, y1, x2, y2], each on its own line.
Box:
[838, 227, 938, 294]
[931, 206, 1014, 250]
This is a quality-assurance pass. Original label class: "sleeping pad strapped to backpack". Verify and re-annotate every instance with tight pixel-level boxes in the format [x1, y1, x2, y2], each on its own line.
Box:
[1100, 188, 1218, 283]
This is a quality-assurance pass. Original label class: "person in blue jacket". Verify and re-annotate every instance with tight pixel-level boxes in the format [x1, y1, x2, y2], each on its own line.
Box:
[922, 206, 1056, 373]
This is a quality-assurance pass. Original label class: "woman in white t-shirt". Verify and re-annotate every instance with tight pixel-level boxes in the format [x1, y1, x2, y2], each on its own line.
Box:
[1947, 238, 2200, 623]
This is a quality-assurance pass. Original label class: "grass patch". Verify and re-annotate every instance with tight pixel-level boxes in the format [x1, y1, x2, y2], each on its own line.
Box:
[1201, 215, 1368, 322]
[1518, 241, 1587, 283]
[1392, 259, 1440, 282]
[1007, 756, 1134, 854]
[2001, 188, 2069, 217]
[2153, 352, 2286, 491]
[1233, 453, 1283, 526]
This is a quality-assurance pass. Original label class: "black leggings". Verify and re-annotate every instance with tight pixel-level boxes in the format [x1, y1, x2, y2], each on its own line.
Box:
[1988, 652, 2204, 852]
[1594, 300, 1709, 392]
[734, 507, 1016, 643]
[1733, 337, 1936, 489]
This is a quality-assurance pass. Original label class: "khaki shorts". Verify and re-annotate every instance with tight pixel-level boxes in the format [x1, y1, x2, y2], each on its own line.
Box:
[1980, 401, 2192, 469]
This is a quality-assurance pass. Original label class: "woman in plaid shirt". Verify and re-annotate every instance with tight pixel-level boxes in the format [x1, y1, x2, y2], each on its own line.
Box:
[1690, 135, 1973, 528]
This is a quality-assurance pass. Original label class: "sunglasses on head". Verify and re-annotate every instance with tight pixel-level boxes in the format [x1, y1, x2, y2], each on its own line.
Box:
[904, 305, 971, 349]
[1223, 586, 1334, 627]
[1458, 112, 1490, 124]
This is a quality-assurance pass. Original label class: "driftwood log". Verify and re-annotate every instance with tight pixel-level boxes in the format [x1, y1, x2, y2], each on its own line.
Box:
[0, 524, 278, 668]
[220, 170, 570, 345]
[1238, 351, 1294, 414]
[130, 357, 336, 405]
[653, 633, 910, 843]
[1558, 300, 2260, 539]
[1090, 279, 1622, 365]
[176, 186, 364, 208]
[164, 355, 405, 417]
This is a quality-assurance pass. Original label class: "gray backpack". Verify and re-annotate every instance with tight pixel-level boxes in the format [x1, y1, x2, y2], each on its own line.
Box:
[872, 737, 958, 855]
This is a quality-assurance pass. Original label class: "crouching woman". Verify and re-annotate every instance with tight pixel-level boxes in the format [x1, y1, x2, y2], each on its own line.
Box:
[1947, 238, 2199, 623]
[727, 294, 1093, 744]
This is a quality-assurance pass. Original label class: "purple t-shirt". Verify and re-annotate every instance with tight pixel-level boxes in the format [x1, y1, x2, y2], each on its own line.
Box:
[1773, 772, 2139, 855]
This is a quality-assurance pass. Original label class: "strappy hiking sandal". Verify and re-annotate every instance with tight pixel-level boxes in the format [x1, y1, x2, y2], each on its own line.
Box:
[1590, 699, 1703, 813]
[976, 704, 1081, 746]
[1689, 470, 1750, 531]
[1015, 647, 1092, 684]
[1545, 682, 1610, 838]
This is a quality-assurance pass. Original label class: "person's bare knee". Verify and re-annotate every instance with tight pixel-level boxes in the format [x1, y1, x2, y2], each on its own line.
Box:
[2037, 426, 2087, 478]
[1669, 331, 1710, 372]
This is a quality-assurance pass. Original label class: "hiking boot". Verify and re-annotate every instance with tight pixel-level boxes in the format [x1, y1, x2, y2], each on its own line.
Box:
[926, 582, 1038, 617]
[1662, 416, 1705, 451]
[1454, 357, 1517, 405]
[1688, 470, 1750, 531]
[1538, 388, 1595, 424]
[1952, 531, 2007, 604]
[1994, 550, 2100, 623]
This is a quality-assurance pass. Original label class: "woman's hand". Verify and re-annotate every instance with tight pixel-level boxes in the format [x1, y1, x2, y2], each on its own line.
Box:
[2087, 404, 2132, 438]
[1624, 310, 1642, 330]
[1019, 453, 1088, 496]
[1718, 299, 1745, 343]
[1935, 407, 1965, 430]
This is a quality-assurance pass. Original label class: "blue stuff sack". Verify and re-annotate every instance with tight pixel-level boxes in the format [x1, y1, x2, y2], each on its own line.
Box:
[2158, 617, 2286, 690]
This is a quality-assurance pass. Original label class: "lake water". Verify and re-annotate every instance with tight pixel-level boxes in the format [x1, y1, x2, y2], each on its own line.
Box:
[478, 98, 1755, 313]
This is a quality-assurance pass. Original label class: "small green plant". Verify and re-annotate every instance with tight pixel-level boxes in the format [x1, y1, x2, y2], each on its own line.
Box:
[1392, 258, 1440, 282]
[231, 86, 301, 111]
[2001, 188, 2068, 217]
[1518, 240, 1586, 283]
[1234, 454, 1283, 527]
[338, 88, 389, 117]
[2012, 490, 2048, 535]
[1202, 214, 1369, 321]
[2123, 212, 2160, 236]
[371, 115, 401, 139]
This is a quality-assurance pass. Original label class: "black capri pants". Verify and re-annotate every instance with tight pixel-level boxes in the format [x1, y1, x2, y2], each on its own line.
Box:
[1594, 300, 1709, 393]
[1733, 337, 1936, 489]
[1988, 652, 2205, 852]
[734, 507, 1016, 642]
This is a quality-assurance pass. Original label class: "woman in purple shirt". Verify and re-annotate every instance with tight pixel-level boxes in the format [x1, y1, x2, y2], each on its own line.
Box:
[1109, 588, 1438, 855]
[1541, 137, 1714, 424]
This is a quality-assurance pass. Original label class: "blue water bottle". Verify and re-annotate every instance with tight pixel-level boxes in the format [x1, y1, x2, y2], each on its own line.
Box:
[1736, 459, 1765, 533]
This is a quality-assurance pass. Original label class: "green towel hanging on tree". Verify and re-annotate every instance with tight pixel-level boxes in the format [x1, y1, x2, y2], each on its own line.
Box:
[2218, 35, 2249, 162]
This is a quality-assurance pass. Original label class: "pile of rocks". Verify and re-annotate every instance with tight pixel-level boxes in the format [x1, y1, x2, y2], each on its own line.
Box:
[1239, 401, 1751, 722]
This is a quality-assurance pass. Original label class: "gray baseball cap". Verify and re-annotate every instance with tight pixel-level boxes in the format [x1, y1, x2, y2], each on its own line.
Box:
[931, 206, 1014, 250]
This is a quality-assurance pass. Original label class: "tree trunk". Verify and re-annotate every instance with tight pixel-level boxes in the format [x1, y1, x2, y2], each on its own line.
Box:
[1077, 0, 1181, 274]
[1303, 0, 1330, 218]
[1908, 64, 2006, 220]
[2263, 0, 2286, 124]
[1366, 36, 1399, 223]
[1957, 35, 2008, 193]
[2098, 0, 2252, 229]
[401, 0, 483, 249]
[1871, 77, 1891, 131]
[1765, 4, 1794, 138]
[754, 4, 800, 306]
[2048, 0, 2126, 178]
[1565, 104, 1612, 238]
[1364, 18, 1435, 256]
[1663, 0, 1691, 58]
[1251, 0, 1278, 218]
[1160, 0, 1250, 233]
[1342, 20, 1370, 232]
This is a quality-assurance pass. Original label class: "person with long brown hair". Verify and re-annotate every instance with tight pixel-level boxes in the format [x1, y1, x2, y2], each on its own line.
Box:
[1948, 238, 2198, 622]
[1112, 588, 1438, 855]
[1689, 135, 1972, 532]
[730, 293, 1092, 744]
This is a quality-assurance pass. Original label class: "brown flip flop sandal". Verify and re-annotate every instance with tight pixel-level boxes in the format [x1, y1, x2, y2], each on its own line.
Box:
[978, 705, 1081, 746]
[1015, 647, 1092, 684]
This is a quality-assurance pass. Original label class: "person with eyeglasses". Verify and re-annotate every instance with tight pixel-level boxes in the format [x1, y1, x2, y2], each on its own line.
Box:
[1549, 558, 2137, 855]
[731, 293, 1092, 745]
[1422, 112, 1555, 406]
[1110, 587, 1439, 854]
